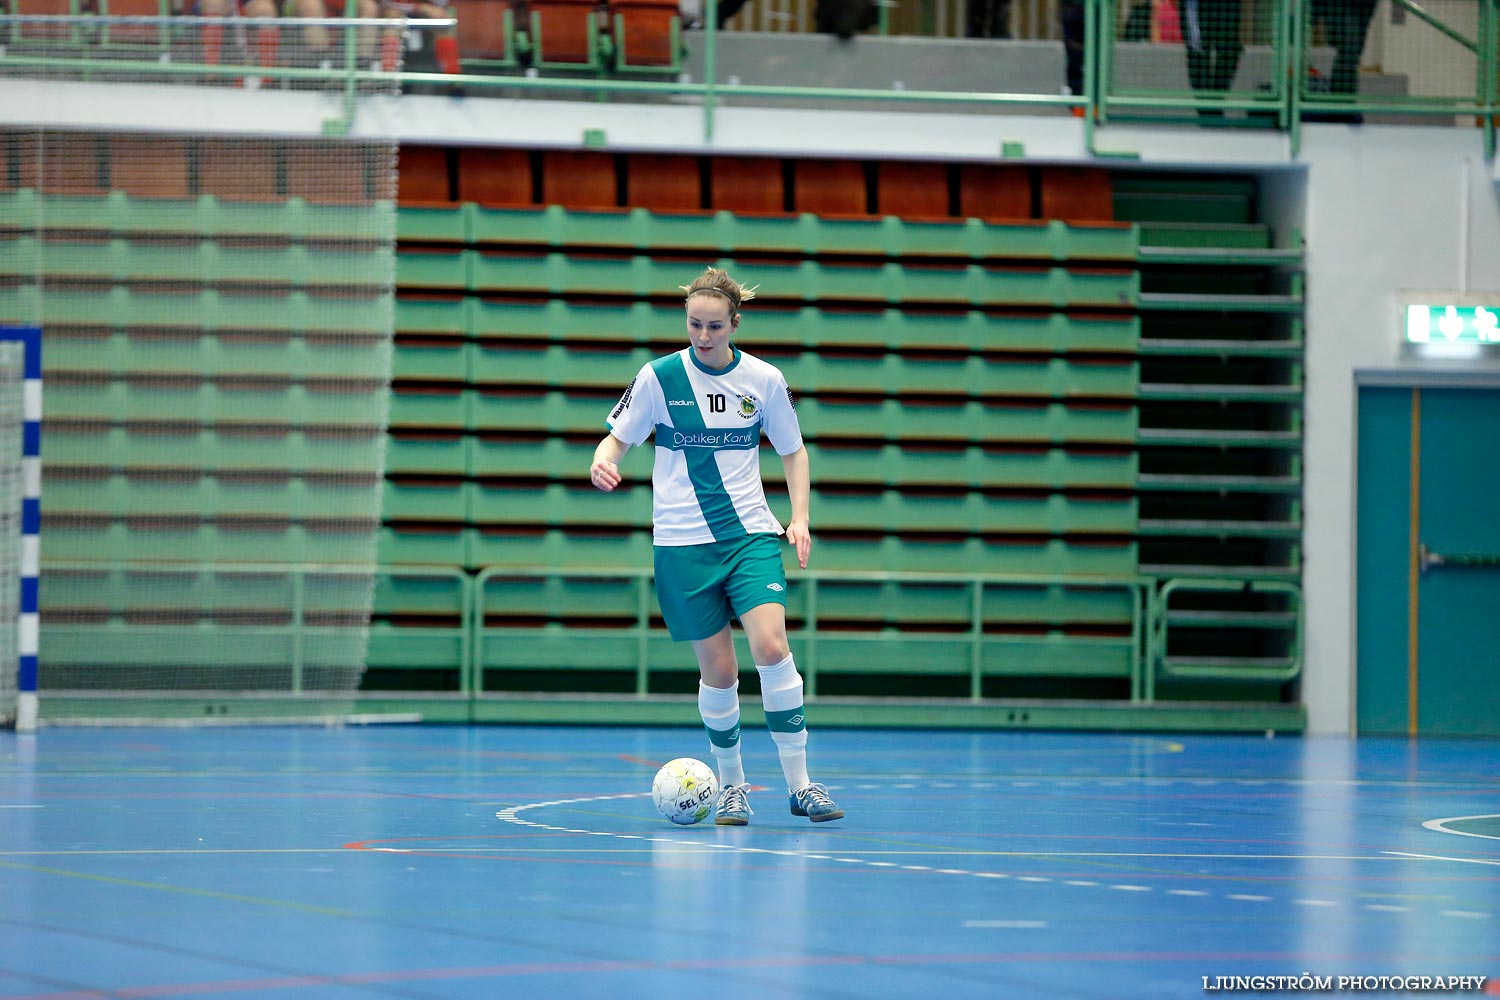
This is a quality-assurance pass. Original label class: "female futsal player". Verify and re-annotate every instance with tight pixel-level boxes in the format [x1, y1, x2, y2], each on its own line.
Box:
[589, 267, 844, 825]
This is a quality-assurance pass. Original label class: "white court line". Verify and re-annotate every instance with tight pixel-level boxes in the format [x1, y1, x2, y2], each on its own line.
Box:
[0, 805, 43, 809]
[1385, 851, 1500, 867]
[358, 846, 1500, 862]
[12, 845, 1480, 864]
[491, 792, 1496, 923]
[1420, 815, 1500, 842]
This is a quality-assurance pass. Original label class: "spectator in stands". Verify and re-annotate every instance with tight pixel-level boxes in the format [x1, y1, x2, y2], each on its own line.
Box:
[295, 0, 423, 73]
[680, 0, 749, 29]
[967, 0, 1009, 38]
[1060, 0, 1083, 97]
[194, 0, 368, 77]
[196, 0, 293, 79]
[377, 0, 461, 74]
[815, 0, 877, 39]
[1061, 0, 1178, 101]
[589, 267, 844, 829]
[195, 0, 457, 77]
[1123, 0, 1182, 42]
[1307, 0, 1378, 123]
[1182, 0, 1242, 113]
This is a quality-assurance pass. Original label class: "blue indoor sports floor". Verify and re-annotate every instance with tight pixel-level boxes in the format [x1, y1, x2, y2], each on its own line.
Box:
[2, 725, 1498, 999]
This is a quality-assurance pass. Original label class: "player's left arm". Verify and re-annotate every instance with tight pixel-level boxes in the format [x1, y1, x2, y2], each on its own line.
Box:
[780, 445, 811, 570]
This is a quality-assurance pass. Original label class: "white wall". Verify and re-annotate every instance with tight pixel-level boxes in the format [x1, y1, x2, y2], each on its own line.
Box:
[1290, 124, 1500, 733]
[1366, 0, 1480, 104]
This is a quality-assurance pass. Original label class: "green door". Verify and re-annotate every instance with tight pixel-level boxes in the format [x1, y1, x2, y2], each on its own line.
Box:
[1356, 384, 1500, 737]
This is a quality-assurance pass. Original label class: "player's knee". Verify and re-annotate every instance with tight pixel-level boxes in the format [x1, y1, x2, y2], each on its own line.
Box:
[747, 637, 790, 667]
[696, 653, 738, 689]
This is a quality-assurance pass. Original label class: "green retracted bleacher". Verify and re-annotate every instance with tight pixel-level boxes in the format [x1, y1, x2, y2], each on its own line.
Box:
[1119, 172, 1305, 702]
[381, 150, 1177, 716]
[9, 131, 1305, 727]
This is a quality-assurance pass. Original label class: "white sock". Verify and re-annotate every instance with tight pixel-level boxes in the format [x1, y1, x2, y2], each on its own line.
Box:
[698, 680, 745, 788]
[757, 653, 811, 793]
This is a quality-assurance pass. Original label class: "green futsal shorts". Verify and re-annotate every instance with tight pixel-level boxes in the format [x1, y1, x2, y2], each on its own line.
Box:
[653, 532, 788, 642]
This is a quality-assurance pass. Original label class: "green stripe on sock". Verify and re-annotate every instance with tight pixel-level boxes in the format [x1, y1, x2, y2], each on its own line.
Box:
[764, 707, 806, 733]
[706, 723, 741, 748]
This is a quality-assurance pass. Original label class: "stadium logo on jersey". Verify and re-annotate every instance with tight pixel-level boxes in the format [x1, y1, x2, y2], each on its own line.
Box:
[610, 378, 637, 419]
[667, 399, 695, 407]
[737, 394, 759, 420]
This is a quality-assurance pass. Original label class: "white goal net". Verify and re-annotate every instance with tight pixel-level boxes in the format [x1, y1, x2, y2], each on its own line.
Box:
[0, 14, 401, 724]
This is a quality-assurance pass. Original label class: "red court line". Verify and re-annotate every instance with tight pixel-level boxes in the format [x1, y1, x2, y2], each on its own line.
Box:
[617, 754, 664, 768]
[116, 977, 327, 997]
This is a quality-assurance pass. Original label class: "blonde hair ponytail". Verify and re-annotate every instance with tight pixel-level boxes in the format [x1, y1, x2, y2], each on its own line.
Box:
[680, 267, 757, 315]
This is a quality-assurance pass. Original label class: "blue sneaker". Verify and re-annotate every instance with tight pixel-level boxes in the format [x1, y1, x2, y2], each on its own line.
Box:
[789, 782, 844, 823]
[715, 783, 752, 826]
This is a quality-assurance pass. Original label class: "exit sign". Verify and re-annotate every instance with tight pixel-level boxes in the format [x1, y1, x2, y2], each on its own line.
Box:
[1405, 304, 1500, 345]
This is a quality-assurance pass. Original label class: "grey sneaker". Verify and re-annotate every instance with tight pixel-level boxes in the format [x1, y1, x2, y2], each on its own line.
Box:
[714, 783, 752, 826]
[789, 782, 844, 822]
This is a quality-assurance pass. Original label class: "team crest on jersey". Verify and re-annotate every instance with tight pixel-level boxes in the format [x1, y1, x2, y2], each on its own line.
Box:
[737, 394, 759, 420]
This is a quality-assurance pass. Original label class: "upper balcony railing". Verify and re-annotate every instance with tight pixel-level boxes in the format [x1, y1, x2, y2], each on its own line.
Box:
[1, 0, 1495, 156]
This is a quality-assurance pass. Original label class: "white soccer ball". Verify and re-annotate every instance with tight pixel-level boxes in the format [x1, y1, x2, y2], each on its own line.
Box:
[652, 757, 719, 826]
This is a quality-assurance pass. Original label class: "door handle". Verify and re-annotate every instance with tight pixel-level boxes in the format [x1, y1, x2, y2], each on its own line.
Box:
[1419, 544, 1500, 574]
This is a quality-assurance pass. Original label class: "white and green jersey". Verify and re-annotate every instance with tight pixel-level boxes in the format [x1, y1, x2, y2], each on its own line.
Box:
[606, 346, 803, 546]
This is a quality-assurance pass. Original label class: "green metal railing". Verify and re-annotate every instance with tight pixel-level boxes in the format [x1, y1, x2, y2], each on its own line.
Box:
[2, 2, 1494, 154]
[1145, 577, 1304, 700]
[39, 561, 471, 695]
[33, 561, 1300, 709]
[472, 566, 1158, 701]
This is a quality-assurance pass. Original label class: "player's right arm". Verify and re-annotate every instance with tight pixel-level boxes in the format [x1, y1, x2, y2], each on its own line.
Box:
[590, 434, 630, 492]
[595, 363, 659, 492]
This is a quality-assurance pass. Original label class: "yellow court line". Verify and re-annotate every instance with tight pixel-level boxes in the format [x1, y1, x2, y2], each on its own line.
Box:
[0, 859, 359, 917]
